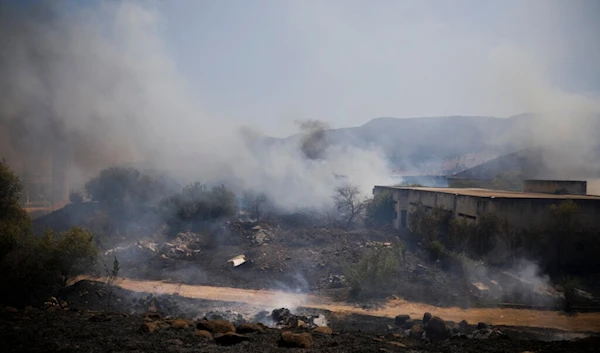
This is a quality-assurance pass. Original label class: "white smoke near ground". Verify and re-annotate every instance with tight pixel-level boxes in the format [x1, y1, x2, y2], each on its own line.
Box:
[0, 1, 392, 210]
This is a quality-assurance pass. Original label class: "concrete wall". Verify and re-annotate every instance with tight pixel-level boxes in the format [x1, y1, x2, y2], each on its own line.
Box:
[373, 186, 600, 231]
[523, 180, 587, 195]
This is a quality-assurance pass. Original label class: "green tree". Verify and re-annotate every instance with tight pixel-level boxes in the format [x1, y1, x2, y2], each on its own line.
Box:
[364, 191, 395, 228]
[47, 227, 99, 287]
[0, 159, 32, 261]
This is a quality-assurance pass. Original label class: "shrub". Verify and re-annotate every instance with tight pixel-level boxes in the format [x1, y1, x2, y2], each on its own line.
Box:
[0, 159, 32, 262]
[409, 202, 450, 244]
[69, 189, 84, 204]
[364, 191, 395, 228]
[0, 227, 98, 306]
[426, 240, 444, 261]
[85, 166, 175, 207]
[343, 245, 403, 298]
[159, 182, 238, 234]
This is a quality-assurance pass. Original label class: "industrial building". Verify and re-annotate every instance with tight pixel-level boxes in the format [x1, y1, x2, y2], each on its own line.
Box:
[373, 180, 600, 232]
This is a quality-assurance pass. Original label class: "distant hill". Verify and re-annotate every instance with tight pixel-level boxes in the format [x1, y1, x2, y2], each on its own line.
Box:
[266, 114, 537, 175]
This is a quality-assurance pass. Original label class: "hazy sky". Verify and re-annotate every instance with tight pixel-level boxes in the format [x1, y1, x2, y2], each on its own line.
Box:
[152, 0, 600, 136]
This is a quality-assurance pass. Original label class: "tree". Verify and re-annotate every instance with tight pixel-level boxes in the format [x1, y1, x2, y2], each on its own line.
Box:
[409, 202, 449, 245]
[47, 227, 99, 287]
[546, 200, 580, 272]
[0, 159, 32, 261]
[364, 191, 395, 228]
[333, 183, 367, 227]
[243, 191, 268, 222]
[471, 213, 500, 258]
[498, 221, 521, 265]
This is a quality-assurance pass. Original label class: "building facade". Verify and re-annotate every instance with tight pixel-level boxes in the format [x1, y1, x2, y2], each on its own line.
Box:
[373, 186, 600, 231]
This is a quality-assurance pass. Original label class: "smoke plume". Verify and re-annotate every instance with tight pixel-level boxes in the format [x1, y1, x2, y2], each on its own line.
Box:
[0, 1, 392, 210]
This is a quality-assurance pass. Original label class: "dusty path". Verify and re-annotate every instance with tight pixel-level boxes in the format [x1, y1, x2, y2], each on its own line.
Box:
[76, 276, 600, 332]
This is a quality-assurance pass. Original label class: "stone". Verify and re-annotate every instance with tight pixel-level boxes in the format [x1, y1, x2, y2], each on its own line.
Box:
[236, 323, 265, 334]
[279, 331, 313, 348]
[459, 320, 469, 328]
[477, 322, 489, 330]
[196, 319, 236, 334]
[147, 305, 158, 313]
[144, 312, 161, 321]
[214, 332, 250, 346]
[313, 326, 333, 335]
[422, 312, 432, 324]
[139, 322, 158, 334]
[425, 316, 451, 342]
[297, 320, 309, 329]
[394, 314, 411, 327]
[388, 341, 407, 348]
[169, 319, 191, 329]
[409, 325, 424, 339]
[194, 330, 213, 339]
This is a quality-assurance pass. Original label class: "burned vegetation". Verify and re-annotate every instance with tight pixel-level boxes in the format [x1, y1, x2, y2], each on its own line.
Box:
[2, 162, 600, 352]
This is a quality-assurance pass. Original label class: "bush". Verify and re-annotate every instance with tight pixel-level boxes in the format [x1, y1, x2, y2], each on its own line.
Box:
[0, 159, 32, 262]
[159, 182, 238, 234]
[426, 240, 444, 261]
[0, 226, 98, 306]
[343, 245, 403, 298]
[84, 166, 175, 207]
[364, 191, 395, 228]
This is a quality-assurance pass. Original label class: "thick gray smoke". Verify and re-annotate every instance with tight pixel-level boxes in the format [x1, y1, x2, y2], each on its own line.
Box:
[0, 1, 392, 210]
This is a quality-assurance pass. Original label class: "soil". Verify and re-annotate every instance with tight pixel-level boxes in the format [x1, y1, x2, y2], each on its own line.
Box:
[1, 280, 599, 353]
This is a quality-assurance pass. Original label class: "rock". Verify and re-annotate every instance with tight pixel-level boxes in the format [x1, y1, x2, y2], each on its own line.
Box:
[385, 333, 402, 340]
[214, 332, 250, 346]
[477, 322, 489, 329]
[459, 320, 469, 329]
[403, 319, 417, 329]
[313, 326, 333, 335]
[139, 322, 158, 334]
[297, 320, 309, 329]
[422, 312, 432, 324]
[169, 319, 191, 329]
[196, 319, 236, 334]
[144, 312, 161, 321]
[425, 316, 451, 342]
[279, 331, 313, 348]
[167, 339, 184, 346]
[410, 325, 424, 339]
[147, 306, 158, 313]
[236, 323, 265, 334]
[388, 341, 407, 348]
[394, 315, 411, 327]
[194, 330, 213, 339]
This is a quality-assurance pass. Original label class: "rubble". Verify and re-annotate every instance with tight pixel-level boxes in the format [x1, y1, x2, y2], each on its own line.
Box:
[227, 255, 247, 267]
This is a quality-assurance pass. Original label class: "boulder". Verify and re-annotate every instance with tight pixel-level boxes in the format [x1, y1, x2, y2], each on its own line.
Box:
[477, 322, 489, 330]
[236, 323, 265, 334]
[422, 312, 432, 324]
[214, 332, 250, 346]
[169, 319, 191, 329]
[196, 319, 236, 334]
[409, 325, 424, 339]
[394, 315, 411, 327]
[313, 326, 333, 335]
[459, 320, 469, 329]
[279, 331, 313, 348]
[194, 330, 213, 339]
[425, 316, 451, 342]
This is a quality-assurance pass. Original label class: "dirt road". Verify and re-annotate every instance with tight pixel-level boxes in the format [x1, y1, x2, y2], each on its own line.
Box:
[76, 276, 600, 332]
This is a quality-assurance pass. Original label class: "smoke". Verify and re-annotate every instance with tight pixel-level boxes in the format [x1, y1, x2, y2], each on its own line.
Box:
[485, 44, 600, 179]
[0, 1, 392, 209]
